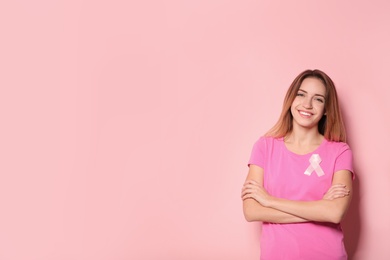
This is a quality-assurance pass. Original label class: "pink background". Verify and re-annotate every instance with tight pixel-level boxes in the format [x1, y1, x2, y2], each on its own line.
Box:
[1, 1, 389, 259]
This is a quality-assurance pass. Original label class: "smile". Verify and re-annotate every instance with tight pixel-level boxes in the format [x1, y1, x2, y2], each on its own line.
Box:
[299, 110, 313, 117]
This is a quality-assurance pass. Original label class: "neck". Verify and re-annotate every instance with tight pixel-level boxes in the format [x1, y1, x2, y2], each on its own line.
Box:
[285, 126, 323, 145]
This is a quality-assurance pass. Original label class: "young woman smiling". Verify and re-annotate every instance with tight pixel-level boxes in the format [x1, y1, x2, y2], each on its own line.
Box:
[242, 69, 354, 260]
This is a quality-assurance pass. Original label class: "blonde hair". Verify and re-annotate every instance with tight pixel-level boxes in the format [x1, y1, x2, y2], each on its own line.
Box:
[265, 69, 347, 142]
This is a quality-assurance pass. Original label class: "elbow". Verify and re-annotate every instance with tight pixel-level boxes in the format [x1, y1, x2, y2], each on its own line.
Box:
[326, 209, 345, 224]
[243, 205, 257, 222]
[244, 213, 256, 222]
[328, 216, 342, 224]
[243, 208, 255, 222]
[243, 199, 267, 222]
[331, 213, 346, 224]
[320, 199, 349, 224]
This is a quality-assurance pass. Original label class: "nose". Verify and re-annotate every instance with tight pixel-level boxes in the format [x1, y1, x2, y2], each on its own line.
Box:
[302, 97, 313, 109]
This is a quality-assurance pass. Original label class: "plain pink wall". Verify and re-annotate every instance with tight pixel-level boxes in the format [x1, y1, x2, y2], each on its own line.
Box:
[1, 0, 389, 259]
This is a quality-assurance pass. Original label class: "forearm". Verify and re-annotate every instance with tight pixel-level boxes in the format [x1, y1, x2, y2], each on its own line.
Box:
[267, 171, 353, 224]
[243, 199, 308, 223]
[268, 197, 346, 224]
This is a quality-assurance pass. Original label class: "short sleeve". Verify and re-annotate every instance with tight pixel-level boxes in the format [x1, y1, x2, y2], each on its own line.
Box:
[248, 137, 267, 168]
[334, 143, 355, 179]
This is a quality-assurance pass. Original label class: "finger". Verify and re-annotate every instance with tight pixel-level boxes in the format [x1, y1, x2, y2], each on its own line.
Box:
[244, 180, 260, 185]
[325, 186, 349, 194]
[242, 186, 258, 194]
[327, 184, 347, 191]
[242, 193, 254, 200]
[241, 189, 250, 197]
[324, 192, 350, 200]
[242, 184, 260, 191]
[327, 188, 350, 194]
[331, 184, 347, 188]
[325, 190, 350, 197]
[333, 187, 350, 194]
[330, 192, 349, 197]
[332, 193, 349, 199]
[241, 188, 255, 197]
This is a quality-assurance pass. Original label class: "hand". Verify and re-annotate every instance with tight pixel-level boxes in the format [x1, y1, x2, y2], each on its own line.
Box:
[241, 180, 273, 207]
[323, 184, 350, 200]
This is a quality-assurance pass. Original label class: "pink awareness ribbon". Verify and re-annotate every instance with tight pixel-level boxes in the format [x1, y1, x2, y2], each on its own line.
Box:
[304, 154, 325, 177]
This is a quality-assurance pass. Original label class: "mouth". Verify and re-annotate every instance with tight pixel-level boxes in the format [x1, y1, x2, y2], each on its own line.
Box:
[299, 110, 313, 117]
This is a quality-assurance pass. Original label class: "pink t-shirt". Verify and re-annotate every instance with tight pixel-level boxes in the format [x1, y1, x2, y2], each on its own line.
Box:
[248, 136, 354, 260]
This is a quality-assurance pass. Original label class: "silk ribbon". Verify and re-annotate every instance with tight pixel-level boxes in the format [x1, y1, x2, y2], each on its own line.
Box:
[304, 154, 324, 177]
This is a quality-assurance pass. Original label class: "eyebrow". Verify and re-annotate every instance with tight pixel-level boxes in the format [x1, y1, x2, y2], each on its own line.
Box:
[298, 89, 326, 99]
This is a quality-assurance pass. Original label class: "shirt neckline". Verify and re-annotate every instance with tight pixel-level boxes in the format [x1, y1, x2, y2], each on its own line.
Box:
[280, 136, 327, 157]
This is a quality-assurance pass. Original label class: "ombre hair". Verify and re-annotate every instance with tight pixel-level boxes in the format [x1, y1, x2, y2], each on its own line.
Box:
[265, 69, 347, 142]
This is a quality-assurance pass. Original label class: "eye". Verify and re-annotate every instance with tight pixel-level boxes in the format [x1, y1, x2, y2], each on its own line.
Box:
[315, 98, 325, 103]
[296, 92, 304, 97]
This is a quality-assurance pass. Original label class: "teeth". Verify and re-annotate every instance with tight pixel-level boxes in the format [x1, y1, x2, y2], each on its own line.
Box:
[300, 111, 311, 116]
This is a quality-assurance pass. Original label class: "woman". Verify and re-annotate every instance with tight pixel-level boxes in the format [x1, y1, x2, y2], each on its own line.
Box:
[241, 69, 354, 260]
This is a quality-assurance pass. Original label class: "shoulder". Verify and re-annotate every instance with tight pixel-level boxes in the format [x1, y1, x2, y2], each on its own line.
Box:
[323, 140, 354, 176]
[254, 136, 282, 147]
[324, 140, 351, 150]
[323, 140, 353, 156]
[251, 136, 285, 155]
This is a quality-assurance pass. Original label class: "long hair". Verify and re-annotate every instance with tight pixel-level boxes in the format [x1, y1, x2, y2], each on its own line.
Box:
[265, 69, 347, 142]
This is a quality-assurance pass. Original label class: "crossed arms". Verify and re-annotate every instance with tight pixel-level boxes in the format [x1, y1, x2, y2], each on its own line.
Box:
[241, 165, 353, 224]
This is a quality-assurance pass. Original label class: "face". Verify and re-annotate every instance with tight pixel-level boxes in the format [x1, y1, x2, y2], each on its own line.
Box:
[290, 77, 326, 131]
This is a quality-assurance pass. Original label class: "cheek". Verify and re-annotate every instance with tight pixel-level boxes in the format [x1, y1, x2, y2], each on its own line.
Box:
[315, 104, 325, 114]
[291, 98, 299, 108]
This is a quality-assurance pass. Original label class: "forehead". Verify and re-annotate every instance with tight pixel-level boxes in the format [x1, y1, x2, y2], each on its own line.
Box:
[299, 77, 326, 95]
